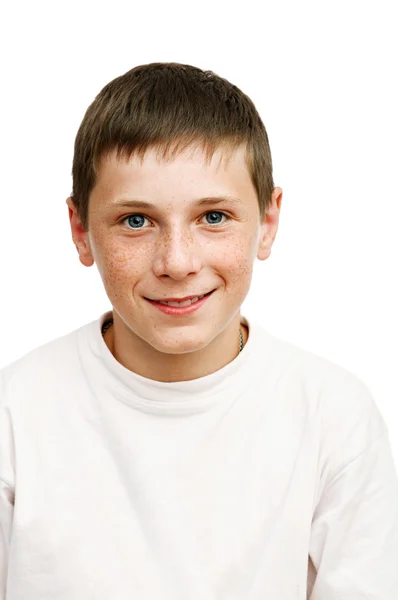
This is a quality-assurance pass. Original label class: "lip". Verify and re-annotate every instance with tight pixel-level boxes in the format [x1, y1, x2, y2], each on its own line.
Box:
[146, 292, 212, 302]
[145, 289, 215, 316]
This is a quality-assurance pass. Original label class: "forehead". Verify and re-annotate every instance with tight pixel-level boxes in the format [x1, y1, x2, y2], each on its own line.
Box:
[93, 143, 254, 202]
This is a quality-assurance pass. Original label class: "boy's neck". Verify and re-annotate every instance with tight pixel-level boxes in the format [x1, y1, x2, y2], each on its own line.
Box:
[102, 319, 248, 383]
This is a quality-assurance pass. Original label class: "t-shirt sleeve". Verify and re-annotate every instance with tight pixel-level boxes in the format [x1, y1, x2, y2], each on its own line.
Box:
[308, 381, 398, 599]
[0, 477, 14, 599]
[0, 371, 15, 599]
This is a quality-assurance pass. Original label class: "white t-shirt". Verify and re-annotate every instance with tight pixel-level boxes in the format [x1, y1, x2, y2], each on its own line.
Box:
[1, 310, 397, 599]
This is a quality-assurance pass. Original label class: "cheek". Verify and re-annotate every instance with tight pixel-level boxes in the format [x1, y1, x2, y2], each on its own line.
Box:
[217, 240, 254, 287]
[92, 233, 254, 291]
[96, 241, 148, 288]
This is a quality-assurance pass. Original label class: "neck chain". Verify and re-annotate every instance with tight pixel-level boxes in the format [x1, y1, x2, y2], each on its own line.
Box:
[101, 319, 244, 353]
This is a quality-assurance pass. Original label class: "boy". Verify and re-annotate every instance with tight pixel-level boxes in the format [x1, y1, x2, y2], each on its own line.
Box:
[1, 62, 397, 599]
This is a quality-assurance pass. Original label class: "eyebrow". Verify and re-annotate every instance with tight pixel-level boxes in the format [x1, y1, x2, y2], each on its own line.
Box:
[112, 196, 243, 210]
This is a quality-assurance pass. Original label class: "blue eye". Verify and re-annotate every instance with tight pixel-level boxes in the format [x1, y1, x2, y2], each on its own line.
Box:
[122, 211, 231, 230]
[125, 214, 148, 229]
[204, 211, 228, 225]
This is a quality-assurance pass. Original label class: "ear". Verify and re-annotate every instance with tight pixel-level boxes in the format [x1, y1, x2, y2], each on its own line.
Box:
[66, 197, 95, 267]
[257, 187, 283, 261]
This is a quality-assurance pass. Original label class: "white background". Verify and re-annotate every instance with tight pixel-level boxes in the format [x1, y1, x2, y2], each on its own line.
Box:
[1, 2, 397, 461]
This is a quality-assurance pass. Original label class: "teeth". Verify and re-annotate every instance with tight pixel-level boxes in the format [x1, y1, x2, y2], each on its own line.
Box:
[158, 294, 205, 307]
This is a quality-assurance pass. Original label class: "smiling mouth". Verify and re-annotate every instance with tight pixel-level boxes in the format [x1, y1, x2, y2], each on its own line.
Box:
[145, 290, 215, 307]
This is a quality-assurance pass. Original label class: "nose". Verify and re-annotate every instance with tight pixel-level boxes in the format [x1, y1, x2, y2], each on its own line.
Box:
[151, 227, 202, 280]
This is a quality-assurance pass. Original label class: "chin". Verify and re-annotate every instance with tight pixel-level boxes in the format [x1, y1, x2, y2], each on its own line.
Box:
[149, 333, 209, 355]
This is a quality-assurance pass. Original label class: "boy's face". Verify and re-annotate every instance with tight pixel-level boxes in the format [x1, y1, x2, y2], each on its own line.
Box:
[67, 143, 282, 359]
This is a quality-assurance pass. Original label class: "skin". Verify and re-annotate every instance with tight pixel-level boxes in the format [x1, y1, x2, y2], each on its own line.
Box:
[66, 143, 282, 382]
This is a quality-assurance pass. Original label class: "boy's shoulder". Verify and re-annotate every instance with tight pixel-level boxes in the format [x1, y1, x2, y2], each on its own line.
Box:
[256, 323, 362, 390]
[0, 320, 92, 401]
[256, 323, 384, 425]
[257, 325, 388, 474]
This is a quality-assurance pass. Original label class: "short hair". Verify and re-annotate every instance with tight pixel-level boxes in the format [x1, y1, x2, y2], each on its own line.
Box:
[71, 62, 275, 231]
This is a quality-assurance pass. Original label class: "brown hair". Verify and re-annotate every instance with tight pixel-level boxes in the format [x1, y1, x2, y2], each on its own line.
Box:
[71, 62, 275, 231]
